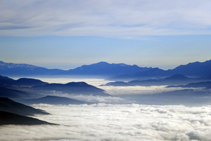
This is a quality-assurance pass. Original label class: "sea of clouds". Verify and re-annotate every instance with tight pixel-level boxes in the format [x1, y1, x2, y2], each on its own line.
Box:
[1, 104, 211, 141]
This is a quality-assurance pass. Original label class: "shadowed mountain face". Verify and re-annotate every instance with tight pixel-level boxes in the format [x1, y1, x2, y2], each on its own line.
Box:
[0, 75, 48, 87]
[25, 95, 87, 105]
[16, 78, 48, 86]
[0, 97, 48, 116]
[171, 60, 211, 76]
[0, 97, 53, 126]
[0, 111, 53, 126]
[0, 87, 30, 99]
[0, 75, 15, 86]
[33, 82, 110, 96]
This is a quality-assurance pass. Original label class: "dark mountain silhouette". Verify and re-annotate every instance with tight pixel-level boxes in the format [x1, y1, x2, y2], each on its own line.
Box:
[181, 81, 211, 88]
[0, 97, 48, 116]
[113, 59, 211, 80]
[16, 78, 48, 86]
[0, 111, 53, 125]
[33, 82, 109, 96]
[0, 75, 16, 86]
[25, 95, 87, 105]
[171, 60, 211, 76]
[122, 89, 211, 106]
[0, 75, 48, 88]
[0, 60, 153, 77]
[0, 61, 64, 76]
[105, 74, 196, 86]
[0, 87, 31, 99]
[61, 61, 152, 76]
[1, 59, 211, 79]
[112, 68, 168, 80]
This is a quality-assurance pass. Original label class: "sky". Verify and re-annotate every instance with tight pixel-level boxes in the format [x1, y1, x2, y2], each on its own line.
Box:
[0, 0, 211, 70]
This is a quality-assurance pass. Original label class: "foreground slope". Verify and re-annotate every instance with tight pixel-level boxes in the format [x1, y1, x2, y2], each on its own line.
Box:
[0, 97, 48, 116]
[0, 111, 53, 126]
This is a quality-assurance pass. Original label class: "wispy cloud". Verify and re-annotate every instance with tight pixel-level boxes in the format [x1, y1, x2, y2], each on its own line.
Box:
[1, 0, 211, 37]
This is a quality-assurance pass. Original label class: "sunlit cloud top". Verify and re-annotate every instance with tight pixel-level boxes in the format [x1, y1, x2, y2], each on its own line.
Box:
[1, 0, 211, 38]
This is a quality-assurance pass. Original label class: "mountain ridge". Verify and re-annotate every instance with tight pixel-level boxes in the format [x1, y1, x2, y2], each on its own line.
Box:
[1, 59, 211, 78]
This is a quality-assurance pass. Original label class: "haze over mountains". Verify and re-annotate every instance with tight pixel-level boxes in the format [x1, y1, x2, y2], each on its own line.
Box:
[1, 60, 211, 79]
[104, 74, 198, 86]
[1, 59, 211, 126]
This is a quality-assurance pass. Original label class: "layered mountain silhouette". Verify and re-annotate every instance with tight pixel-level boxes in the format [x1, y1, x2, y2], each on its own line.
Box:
[24, 95, 87, 105]
[0, 75, 110, 103]
[113, 60, 211, 80]
[16, 78, 48, 86]
[0, 87, 31, 99]
[1, 60, 211, 78]
[61, 61, 152, 76]
[0, 61, 152, 77]
[105, 74, 198, 86]
[33, 82, 109, 96]
[122, 89, 211, 106]
[176, 81, 211, 89]
[0, 75, 48, 87]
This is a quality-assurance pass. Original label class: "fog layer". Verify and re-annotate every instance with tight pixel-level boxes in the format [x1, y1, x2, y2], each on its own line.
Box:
[1, 104, 211, 141]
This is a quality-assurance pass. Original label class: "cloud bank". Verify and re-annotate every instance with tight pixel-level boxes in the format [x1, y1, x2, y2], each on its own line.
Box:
[100, 85, 187, 95]
[1, 104, 211, 141]
[1, 0, 211, 37]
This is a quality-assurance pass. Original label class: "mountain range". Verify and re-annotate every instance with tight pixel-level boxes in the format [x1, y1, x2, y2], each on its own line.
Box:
[0, 75, 110, 104]
[104, 74, 202, 86]
[32, 82, 109, 96]
[1, 60, 211, 79]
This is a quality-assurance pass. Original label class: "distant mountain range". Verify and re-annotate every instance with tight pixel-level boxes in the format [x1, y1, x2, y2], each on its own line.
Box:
[62, 61, 151, 76]
[104, 74, 202, 86]
[114, 60, 211, 80]
[0, 61, 63, 76]
[0, 61, 151, 77]
[1, 59, 211, 79]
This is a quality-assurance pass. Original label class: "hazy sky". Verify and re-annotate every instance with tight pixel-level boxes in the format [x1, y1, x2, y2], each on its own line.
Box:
[0, 0, 211, 70]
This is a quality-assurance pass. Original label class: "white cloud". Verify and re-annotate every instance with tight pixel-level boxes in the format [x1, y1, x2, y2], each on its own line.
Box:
[1, 0, 211, 37]
[1, 104, 211, 141]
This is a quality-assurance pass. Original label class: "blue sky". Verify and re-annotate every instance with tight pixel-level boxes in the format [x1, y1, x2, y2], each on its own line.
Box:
[0, 0, 211, 70]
